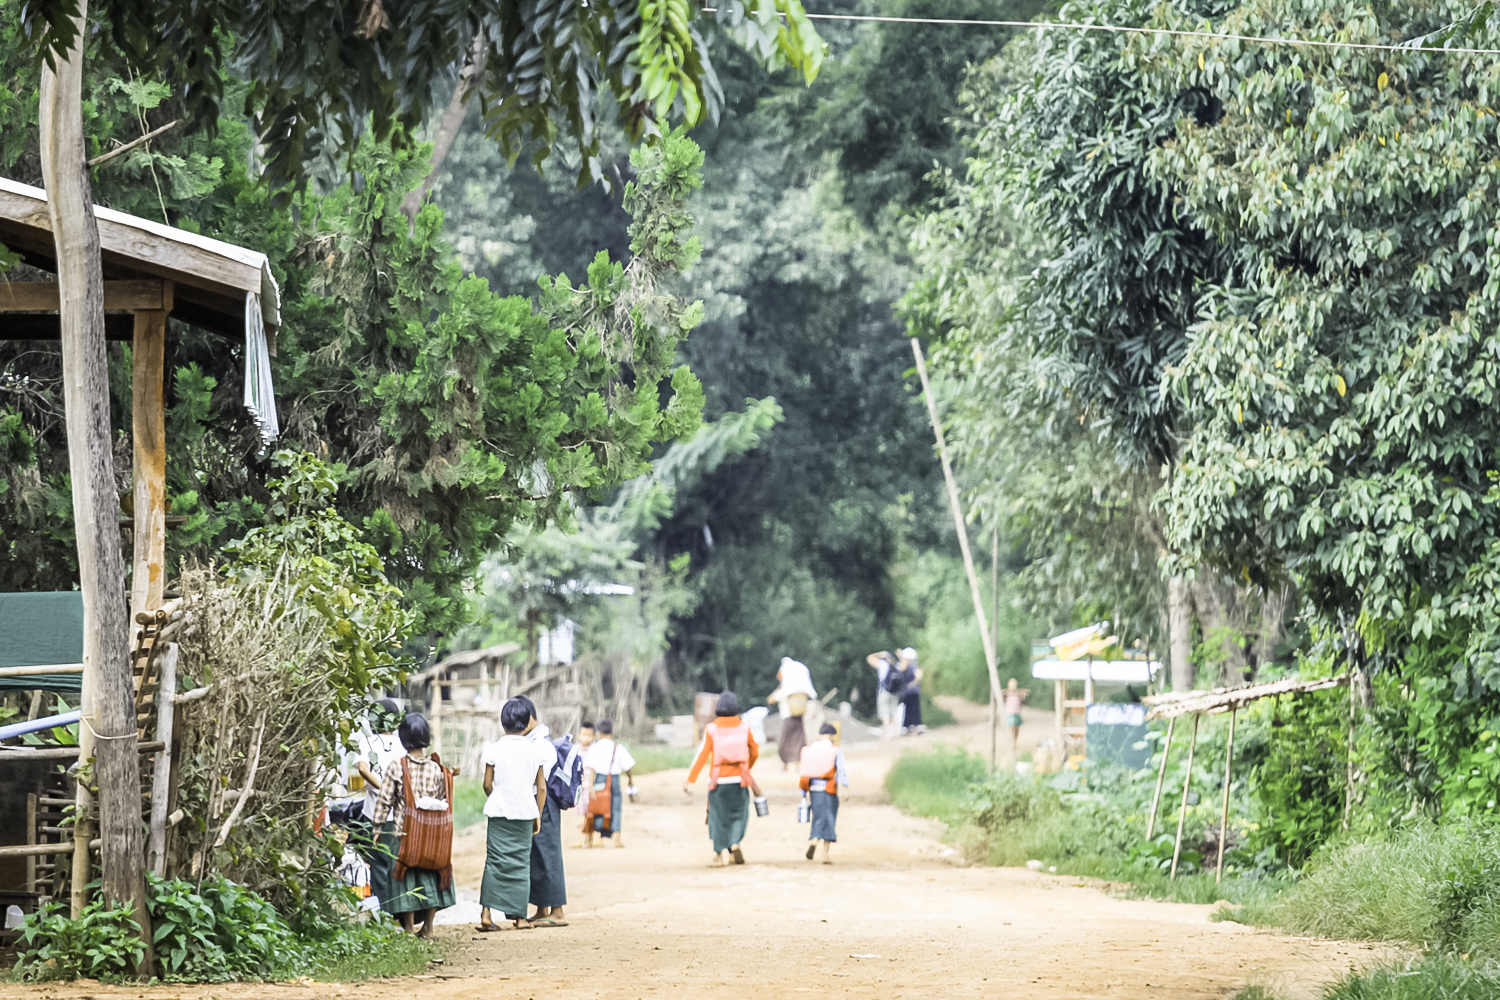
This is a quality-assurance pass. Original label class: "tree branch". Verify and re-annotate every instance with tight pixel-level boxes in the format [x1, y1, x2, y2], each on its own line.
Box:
[401, 34, 487, 228]
[88, 120, 180, 167]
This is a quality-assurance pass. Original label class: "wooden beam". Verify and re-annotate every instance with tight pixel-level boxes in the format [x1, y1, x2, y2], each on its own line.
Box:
[1145, 715, 1175, 840]
[0, 280, 167, 312]
[0, 663, 84, 677]
[1216, 707, 1237, 883]
[130, 291, 171, 625]
[0, 740, 164, 760]
[1170, 712, 1200, 879]
[0, 314, 133, 340]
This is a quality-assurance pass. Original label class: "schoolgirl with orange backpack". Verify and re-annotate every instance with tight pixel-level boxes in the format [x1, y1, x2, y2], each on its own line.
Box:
[799, 721, 849, 863]
[683, 691, 761, 866]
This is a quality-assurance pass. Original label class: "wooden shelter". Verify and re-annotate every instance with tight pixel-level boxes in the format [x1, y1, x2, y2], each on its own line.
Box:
[0, 175, 281, 624]
[0, 179, 279, 934]
[1141, 674, 1351, 882]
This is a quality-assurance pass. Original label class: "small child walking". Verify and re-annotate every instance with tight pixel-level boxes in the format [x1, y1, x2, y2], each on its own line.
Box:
[799, 722, 849, 864]
[478, 698, 549, 931]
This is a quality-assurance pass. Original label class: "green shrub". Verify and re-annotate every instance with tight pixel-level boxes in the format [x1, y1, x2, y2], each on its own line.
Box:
[1247, 685, 1348, 868]
[1322, 955, 1500, 1000]
[1275, 822, 1500, 958]
[629, 744, 696, 775]
[14, 899, 146, 982]
[15, 874, 429, 983]
[453, 777, 489, 830]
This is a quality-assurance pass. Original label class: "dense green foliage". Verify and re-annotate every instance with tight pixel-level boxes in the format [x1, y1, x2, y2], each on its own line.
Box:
[22, 0, 824, 195]
[16, 875, 431, 983]
[0, 8, 715, 636]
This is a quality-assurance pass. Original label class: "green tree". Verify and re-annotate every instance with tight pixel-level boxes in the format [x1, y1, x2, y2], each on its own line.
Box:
[1152, 0, 1500, 818]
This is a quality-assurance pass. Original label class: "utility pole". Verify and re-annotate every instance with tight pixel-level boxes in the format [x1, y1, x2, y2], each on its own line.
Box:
[39, 5, 152, 972]
[910, 338, 1003, 754]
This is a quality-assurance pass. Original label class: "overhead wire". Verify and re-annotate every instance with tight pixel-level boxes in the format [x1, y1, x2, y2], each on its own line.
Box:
[702, 6, 1500, 57]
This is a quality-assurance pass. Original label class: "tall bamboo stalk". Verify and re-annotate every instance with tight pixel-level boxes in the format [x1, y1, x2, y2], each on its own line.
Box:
[910, 339, 1003, 727]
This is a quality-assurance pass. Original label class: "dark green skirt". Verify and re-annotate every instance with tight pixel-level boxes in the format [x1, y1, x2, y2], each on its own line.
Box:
[707, 783, 749, 854]
[377, 822, 456, 915]
[480, 816, 533, 919]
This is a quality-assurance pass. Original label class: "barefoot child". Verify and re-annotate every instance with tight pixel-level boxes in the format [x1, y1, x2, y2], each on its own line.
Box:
[800, 722, 849, 863]
[683, 691, 761, 866]
[478, 698, 549, 931]
[1004, 678, 1030, 757]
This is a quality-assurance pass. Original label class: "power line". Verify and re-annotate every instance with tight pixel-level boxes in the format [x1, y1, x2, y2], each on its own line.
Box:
[704, 7, 1500, 57]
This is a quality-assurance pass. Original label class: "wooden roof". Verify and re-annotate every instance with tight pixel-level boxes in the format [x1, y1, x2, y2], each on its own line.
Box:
[1142, 674, 1349, 721]
[0, 176, 280, 340]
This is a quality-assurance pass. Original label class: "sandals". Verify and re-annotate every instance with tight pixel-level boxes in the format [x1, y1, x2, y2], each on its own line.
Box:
[806, 844, 817, 861]
[530, 918, 569, 927]
[731, 846, 745, 865]
[475, 923, 502, 933]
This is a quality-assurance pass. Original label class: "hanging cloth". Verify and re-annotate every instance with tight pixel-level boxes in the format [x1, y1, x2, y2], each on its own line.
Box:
[243, 291, 280, 449]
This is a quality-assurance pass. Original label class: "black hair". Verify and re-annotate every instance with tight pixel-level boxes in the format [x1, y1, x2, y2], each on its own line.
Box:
[398, 713, 431, 751]
[515, 694, 537, 720]
[714, 691, 739, 717]
[501, 698, 531, 734]
[819, 722, 838, 736]
[596, 719, 614, 735]
[580, 720, 595, 731]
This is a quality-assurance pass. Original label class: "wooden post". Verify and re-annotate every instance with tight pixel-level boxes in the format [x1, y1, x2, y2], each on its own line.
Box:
[25, 793, 37, 891]
[1145, 715, 1175, 840]
[910, 339, 1004, 724]
[131, 295, 171, 623]
[147, 643, 177, 876]
[1169, 712, 1200, 879]
[990, 527, 1000, 772]
[1216, 707, 1237, 883]
[432, 669, 444, 761]
[1054, 678, 1065, 762]
[41, 7, 151, 964]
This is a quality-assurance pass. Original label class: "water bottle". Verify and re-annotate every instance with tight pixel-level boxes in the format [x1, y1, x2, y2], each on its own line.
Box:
[797, 795, 810, 824]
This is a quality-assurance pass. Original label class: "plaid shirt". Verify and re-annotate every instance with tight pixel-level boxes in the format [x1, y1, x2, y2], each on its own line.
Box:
[372, 752, 447, 835]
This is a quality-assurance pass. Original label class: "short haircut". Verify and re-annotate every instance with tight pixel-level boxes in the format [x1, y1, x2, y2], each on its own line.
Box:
[515, 694, 537, 720]
[398, 713, 430, 751]
[819, 722, 838, 736]
[501, 698, 531, 734]
[596, 719, 614, 735]
[714, 691, 739, 717]
[580, 720, 595, 731]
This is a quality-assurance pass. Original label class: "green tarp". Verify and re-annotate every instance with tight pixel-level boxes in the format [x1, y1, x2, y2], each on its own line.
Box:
[0, 591, 84, 693]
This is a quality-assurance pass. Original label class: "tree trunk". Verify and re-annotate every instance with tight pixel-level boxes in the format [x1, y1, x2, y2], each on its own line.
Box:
[400, 33, 487, 226]
[1167, 575, 1193, 692]
[39, 7, 152, 972]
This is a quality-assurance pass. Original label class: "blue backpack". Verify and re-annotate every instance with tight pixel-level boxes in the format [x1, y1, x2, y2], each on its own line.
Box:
[547, 734, 584, 809]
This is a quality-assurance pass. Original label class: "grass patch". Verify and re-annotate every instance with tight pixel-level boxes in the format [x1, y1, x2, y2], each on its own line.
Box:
[1322, 955, 1500, 1000]
[1271, 821, 1500, 958]
[885, 744, 988, 823]
[311, 925, 444, 981]
[1231, 987, 1281, 1000]
[453, 777, 488, 830]
[628, 744, 695, 775]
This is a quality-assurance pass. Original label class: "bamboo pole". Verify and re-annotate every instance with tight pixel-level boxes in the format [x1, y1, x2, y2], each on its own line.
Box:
[1216, 707, 1237, 883]
[147, 644, 177, 876]
[1169, 712, 1200, 879]
[1145, 715, 1175, 840]
[990, 526, 1000, 773]
[910, 338, 1003, 724]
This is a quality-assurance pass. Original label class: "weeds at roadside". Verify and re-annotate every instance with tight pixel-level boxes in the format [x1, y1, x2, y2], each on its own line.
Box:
[1322, 954, 1500, 999]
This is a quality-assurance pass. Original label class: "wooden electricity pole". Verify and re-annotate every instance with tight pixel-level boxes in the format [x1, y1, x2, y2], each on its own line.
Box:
[39, 4, 152, 971]
[910, 339, 1003, 748]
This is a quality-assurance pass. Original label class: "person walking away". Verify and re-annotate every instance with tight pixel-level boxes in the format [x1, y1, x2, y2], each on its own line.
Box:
[1004, 678, 1031, 758]
[882, 655, 911, 738]
[768, 657, 816, 769]
[477, 698, 548, 931]
[371, 714, 457, 936]
[571, 721, 596, 845]
[800, 722, 849, 864]
[581, 720, 636, 847]
[684, 691, 761, 866]
[866, 651, 898, 739]
[515, 695, 574, 925]
[895, 647, 924, 734]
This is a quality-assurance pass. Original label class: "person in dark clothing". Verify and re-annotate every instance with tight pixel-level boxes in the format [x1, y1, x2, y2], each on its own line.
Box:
[516, 695, 571, 926]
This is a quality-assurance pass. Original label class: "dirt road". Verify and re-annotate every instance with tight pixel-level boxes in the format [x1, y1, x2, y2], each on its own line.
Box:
[8, 704, 1384, 1000]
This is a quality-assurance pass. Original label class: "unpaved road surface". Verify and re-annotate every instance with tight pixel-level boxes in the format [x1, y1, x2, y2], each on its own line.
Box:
[8, 701, 1384, 1000]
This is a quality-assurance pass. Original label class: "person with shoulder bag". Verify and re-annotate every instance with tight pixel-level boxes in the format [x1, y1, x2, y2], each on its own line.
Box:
[370, 714, 457, 937]
[581, 720, 637, 847]
[477, 698, 549, 931]
[683, 691, 761, 867]
[799, 722, 850, 864]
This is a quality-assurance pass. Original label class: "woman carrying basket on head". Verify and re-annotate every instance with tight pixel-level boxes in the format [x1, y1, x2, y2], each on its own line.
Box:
[683, 691, 760, 867]
[371, 714, 458, 937]
[768, 657, 816, 770]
